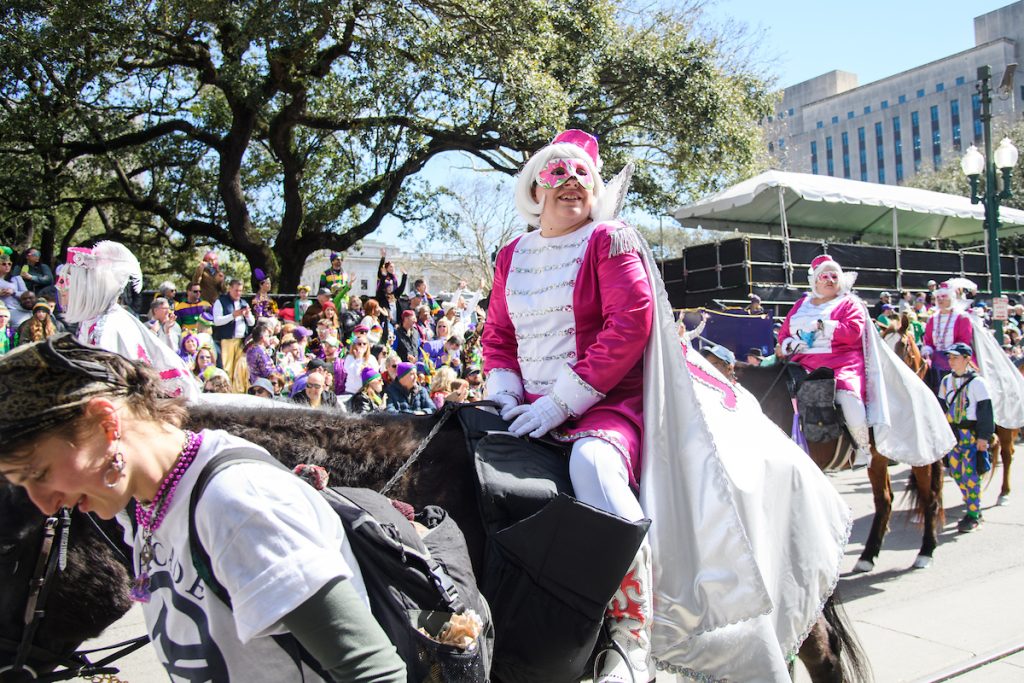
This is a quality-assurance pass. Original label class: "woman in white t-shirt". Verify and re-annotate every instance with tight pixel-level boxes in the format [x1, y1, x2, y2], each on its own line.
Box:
[342, 336, 379, 395]
[0, 334, 404, 682]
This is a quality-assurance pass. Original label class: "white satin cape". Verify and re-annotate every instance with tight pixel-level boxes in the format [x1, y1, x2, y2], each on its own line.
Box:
[969, 317, 1024, 429]
[859, 300, 956, 466]
[635, 233, 852, 682]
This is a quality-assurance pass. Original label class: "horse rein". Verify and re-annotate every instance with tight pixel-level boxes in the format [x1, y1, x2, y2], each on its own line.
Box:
[0, 509, 148, 682]
[379, 403, 458, 496]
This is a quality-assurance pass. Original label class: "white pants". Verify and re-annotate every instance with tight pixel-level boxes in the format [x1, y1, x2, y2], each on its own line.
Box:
[835, 390, 869, 447]
[569, 437, 644, 522]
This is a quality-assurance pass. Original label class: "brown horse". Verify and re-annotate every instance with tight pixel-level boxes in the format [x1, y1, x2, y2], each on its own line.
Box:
[0, 402, 869, 683]
[991, 360, 1022, 506]
[880, 314, 926, 380]
[736, 360, 945, 572]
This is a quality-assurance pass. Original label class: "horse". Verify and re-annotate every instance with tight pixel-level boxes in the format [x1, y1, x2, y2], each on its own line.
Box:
[736, 361, 945, 572]
[0, 402, 868, 683]
[880, 314, 926, 380]
[991, 359, 1023, 506]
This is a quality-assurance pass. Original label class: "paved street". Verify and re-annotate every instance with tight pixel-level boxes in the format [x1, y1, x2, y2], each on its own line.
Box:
[73, 453, 1023, 682]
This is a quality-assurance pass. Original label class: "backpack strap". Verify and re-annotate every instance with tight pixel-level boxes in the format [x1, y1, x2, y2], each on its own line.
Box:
[187, 447, 287, 608]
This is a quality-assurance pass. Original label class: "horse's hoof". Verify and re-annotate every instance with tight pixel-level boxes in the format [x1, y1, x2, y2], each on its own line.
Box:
[912, 555, 933, 569]
[997, 494, 1010, 507]
[852, 559, 874, 573]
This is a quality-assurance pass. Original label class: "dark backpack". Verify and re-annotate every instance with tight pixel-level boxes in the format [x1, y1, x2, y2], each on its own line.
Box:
[188, 448, 493, 682]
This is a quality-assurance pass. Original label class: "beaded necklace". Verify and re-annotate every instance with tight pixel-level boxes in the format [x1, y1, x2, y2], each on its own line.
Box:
[130, 430, 203, 603]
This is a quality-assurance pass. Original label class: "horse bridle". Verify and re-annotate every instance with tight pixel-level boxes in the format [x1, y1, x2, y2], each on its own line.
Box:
[0, 509, 148, 682]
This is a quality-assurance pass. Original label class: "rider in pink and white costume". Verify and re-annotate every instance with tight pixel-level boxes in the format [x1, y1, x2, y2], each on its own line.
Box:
[61, 242, 199, 401]
[779, 255, 954, 474]
[921, 279, 978, 391]
[779, 255, 874, 466]
[484, 131, 854, 682]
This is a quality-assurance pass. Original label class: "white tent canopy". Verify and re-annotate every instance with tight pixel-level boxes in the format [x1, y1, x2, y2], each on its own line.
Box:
[672, 170, 1024, 244]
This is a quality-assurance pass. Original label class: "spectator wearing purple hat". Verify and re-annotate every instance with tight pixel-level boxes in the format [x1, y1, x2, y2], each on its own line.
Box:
[374, 247, 406, 305]
[347, 366, 387, 413]
[384, 361, 435, 414]
[875, 302, 896, 331]
[250, 268, 278, 319]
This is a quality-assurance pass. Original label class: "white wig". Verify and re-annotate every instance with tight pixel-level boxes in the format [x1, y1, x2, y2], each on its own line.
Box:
[935, 277, 977, 311]
[513, 142, 606, 227]
[63, 241, 143, 324]
[807, 255, 857, 296]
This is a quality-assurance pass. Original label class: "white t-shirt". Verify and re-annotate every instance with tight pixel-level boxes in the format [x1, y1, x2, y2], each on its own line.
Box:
[119, 429, 367, 681]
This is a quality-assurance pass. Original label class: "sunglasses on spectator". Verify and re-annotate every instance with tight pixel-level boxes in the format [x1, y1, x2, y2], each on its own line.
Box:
[306, 382, 324, 389]
[816, 272, 840, 282]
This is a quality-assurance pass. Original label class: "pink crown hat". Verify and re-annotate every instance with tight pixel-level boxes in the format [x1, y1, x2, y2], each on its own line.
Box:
[551, 129, 601, 168]
[809, 254, 840, 275]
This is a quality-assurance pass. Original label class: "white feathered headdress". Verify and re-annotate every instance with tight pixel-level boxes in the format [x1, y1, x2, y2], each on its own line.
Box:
[63, 241, 143, 324]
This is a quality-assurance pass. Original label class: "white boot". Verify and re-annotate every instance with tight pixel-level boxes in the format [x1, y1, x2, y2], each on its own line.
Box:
[595, 541, 653, 683]
[849, 423, 872, 467]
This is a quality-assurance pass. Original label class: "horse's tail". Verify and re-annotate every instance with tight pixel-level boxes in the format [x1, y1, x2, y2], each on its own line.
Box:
[823, 590, 872, 683]
[904, 462, 945, 529]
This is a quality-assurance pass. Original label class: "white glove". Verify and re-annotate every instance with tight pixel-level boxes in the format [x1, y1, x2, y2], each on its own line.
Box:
[506, 395, 570, 438]
[488, 392, 521, 420]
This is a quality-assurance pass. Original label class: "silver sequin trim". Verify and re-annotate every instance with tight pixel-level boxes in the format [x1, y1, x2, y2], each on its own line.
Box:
[524, 378, 555, 391]
[515, 236, 590, 254]
[510, 305, 574, 320]
[506, 279, 576, 296]
[487, 368, 519, 377]
[550, 428, 629, 461]
[516, 327, 576, 341]
[510, 258, 583, 274]
[653, 660, 722, 683]
[549, 392, 579, 419]
[567, 367, 606, 399]
[518, 349, 576, 363]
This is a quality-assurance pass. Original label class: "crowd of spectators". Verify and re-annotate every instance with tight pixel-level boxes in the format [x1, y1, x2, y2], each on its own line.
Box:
[0, 246, 486, 414]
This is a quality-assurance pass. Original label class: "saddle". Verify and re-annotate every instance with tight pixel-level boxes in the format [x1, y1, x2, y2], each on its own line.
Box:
[788, 365, 845, 443]
[455, 405, 649, 683]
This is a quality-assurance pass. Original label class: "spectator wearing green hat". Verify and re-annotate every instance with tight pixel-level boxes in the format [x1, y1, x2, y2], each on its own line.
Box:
[384, 362, 435, 414]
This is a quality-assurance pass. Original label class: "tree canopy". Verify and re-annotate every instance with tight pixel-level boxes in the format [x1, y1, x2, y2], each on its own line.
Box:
[0, 0, 776, 289]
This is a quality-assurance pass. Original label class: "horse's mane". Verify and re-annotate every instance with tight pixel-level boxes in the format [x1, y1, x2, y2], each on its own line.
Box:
[185, 404, 424, 489]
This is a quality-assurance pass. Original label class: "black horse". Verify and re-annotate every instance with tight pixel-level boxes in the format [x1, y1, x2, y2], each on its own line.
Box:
[736, 361, 945, 573]
[1, 402, 867, 682]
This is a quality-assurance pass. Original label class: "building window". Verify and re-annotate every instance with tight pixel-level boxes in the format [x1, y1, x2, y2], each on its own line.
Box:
[360, 279, 369, 290]
[911, 111, 922, 172]
[875, 122, 885, 182]
[811, 140, 819, 175]
[936, 82, 944, 92]
[971, 93, 982, 143]
[832, 115, 839, 124]
[917, 89, 925, 98]
[841, 131, 851, 179]
[864, 105, 872, 114]
[956, 76, 965, 86]
[898, 94, 907, 104]
[951, 99, 961, 151]
[779, 138, 786, 149]
[858, 127, 867, 181]
[817, 120, 824, 129]
[881, 100, 889, 109]
[930, 104, 941, 170]
[768, 142, 775, 153]
[847, 111, 855, 119]
[893, 116, 903, 182]
[767, 115, 773, 123]
[826, 136, 834, 176]
[788, 108, 795, 117]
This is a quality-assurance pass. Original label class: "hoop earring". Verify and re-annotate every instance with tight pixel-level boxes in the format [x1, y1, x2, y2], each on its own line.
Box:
[103, 450, 125, 488]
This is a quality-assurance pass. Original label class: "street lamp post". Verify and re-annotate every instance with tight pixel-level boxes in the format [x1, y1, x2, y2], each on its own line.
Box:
[960, 64, 1019, 345]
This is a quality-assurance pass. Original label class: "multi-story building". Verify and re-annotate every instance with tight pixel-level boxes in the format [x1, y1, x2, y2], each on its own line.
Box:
[766, 1, 1023, 185]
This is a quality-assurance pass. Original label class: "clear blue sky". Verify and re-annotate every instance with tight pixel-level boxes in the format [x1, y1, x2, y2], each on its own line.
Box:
[379, 0, 1014, 249]
[703, 0, 1011, 88]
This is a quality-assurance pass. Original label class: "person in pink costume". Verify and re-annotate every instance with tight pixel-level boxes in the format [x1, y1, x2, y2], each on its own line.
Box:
[482, 129, 655, 682]
[921, 279, 975, 392]
[778, 254, 874, 466]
